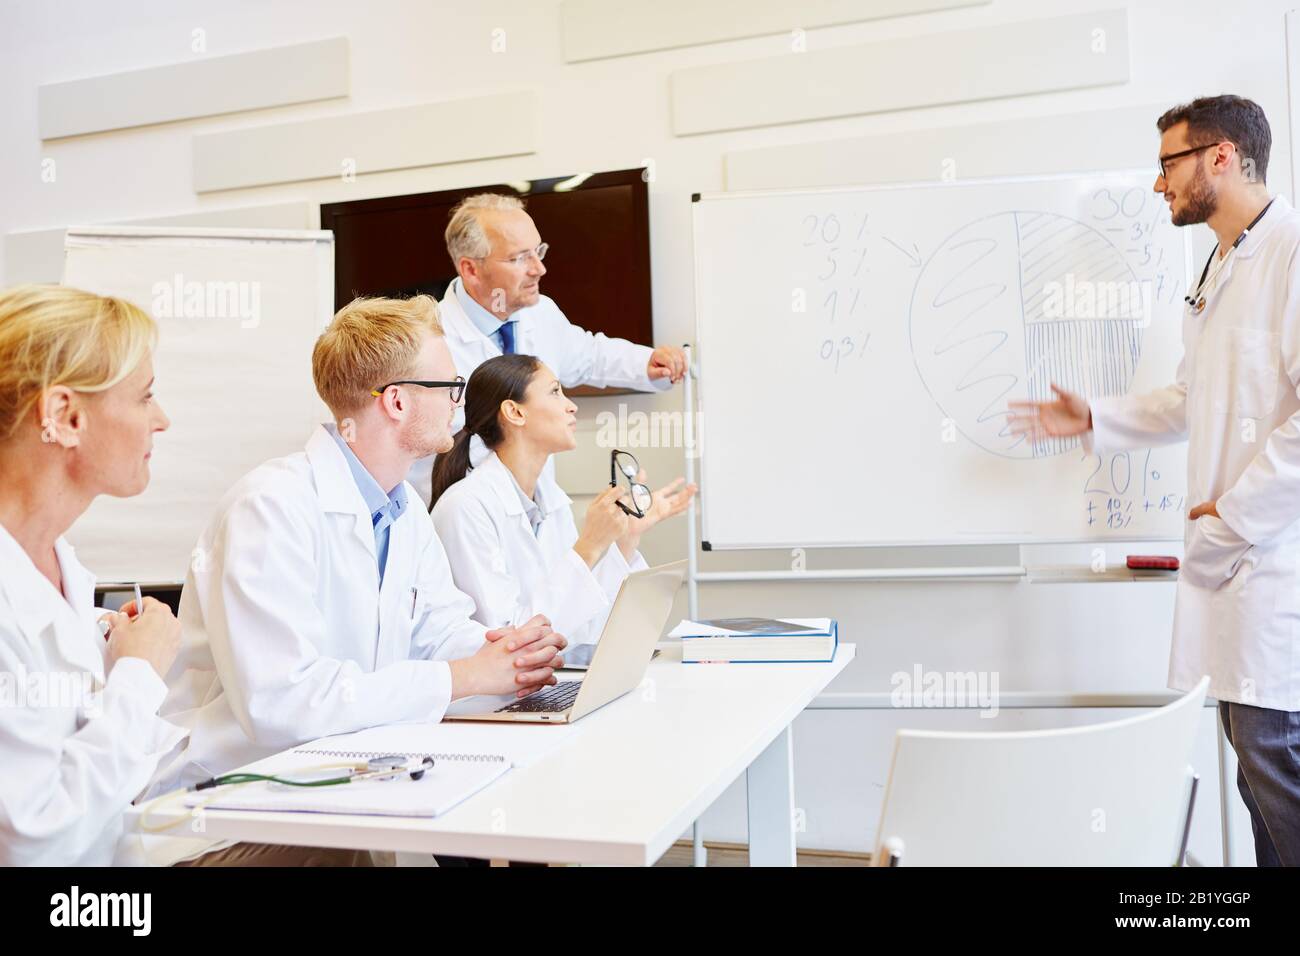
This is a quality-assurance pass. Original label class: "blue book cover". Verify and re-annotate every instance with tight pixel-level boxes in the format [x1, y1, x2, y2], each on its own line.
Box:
[679, 620, 838, 663]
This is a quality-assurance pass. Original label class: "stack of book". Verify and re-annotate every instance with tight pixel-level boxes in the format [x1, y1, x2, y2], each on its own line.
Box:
[668, 617, 838, 663]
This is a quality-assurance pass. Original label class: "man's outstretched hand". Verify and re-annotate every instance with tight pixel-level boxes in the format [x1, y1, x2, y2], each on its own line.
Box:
[1007, 384, 1092, 441]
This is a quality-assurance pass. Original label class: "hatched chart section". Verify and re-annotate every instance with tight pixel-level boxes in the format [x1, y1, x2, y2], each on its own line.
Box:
[910, 211, 1146, 460]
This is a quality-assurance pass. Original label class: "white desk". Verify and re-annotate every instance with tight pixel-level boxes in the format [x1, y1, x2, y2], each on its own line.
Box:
[130, 643, 854, 866]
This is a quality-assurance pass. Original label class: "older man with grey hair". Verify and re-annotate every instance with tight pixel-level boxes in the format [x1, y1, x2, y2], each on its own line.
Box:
[408, 193, 687, 504]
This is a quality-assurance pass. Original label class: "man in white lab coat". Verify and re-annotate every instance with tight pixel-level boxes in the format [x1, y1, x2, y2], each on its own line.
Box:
[1010, 96, 1300, 866]
[408, 192, 688, 504]
[144, 296, 566, 863]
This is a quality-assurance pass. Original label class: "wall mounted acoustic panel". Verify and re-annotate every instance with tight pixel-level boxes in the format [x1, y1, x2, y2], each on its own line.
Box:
[4, 202, 313, 284]
[560, 0, 988, 62]
[671, 9, 1129, 135]
[725, 105, 1162, 190]
[192, 92, 537, 192]
[3, 230, 66, 284]
[38, 37, 349, 140]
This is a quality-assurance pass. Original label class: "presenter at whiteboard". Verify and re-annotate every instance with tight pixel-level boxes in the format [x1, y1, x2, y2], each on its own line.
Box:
[408, 192, 687, 505]
[1009, 96, 1300, 866]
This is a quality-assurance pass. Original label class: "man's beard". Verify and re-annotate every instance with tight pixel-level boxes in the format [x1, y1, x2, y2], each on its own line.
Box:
[398, 402, 454, 459]
[1172, 162, 1218, 226]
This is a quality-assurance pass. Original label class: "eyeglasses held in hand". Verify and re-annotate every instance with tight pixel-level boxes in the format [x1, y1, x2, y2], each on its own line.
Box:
[610, 449, 652, 518]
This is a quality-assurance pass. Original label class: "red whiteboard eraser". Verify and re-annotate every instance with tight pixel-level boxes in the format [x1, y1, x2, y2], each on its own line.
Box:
[1127, 555, 1180, 570]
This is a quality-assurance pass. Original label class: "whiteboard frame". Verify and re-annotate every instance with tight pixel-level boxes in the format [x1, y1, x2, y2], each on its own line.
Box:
[690, 170, 1193, 550]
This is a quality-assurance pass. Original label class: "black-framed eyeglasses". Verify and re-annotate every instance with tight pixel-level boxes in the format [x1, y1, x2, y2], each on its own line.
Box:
[610, 449, 652, 518]
[1158, 142, 1224, 178]
[371, 376, 465, 402]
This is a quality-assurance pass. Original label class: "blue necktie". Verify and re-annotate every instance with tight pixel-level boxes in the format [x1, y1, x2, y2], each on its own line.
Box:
[498, 320, 516, 355]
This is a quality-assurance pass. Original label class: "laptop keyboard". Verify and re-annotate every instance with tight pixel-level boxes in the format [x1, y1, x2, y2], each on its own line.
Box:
[497, 680, 582, 713]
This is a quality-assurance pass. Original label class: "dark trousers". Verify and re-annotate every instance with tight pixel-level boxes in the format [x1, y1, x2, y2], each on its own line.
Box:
[1219, 701, 1300, 866]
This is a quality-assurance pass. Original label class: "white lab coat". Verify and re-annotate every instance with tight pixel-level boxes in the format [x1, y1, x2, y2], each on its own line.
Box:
[1088, 195, 1300, 710]
[0, 526, 185, 865]
[408, 279, 670, 504]
[431, 451, 648, 645]
[147, 425, 488, 803]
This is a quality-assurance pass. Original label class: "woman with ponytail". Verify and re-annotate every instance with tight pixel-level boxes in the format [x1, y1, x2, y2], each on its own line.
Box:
[430, 355, 695, 648]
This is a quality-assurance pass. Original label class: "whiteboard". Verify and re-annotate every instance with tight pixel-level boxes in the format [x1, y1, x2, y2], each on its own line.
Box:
[62, 226, 334, 582]
[692, 173, 1192, 549]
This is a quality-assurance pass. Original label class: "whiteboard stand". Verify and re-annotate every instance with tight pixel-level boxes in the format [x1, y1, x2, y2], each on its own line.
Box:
[683, 343, 706, 868]
[684, 344, 701, 622]
[1217, 707, 1237, 866]
[680, 344, 1238, 866]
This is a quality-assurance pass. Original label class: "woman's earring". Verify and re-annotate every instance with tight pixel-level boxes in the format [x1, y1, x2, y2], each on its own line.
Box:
[41, 417, 58, 444]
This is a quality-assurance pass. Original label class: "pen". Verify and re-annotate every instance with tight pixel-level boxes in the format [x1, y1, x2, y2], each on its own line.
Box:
[99, 584, 141, 639]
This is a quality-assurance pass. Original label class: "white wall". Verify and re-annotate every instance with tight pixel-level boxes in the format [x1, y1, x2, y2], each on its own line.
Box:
[3, 0, 1290, 865]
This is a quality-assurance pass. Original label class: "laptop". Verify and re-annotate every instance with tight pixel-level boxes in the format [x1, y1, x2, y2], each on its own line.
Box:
[444, 560, 686, 723]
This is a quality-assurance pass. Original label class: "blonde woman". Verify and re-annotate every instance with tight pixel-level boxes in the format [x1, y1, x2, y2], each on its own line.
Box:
[0, 284, 183, 865]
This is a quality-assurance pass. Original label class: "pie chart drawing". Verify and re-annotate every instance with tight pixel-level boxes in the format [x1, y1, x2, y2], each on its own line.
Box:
[909, 211, 1144, 460]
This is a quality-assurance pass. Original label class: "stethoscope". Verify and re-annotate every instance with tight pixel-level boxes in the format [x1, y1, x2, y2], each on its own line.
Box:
[1185, 199, 1274, 314]
[138, 754, 438, 840]
[191, 754, 435, 791]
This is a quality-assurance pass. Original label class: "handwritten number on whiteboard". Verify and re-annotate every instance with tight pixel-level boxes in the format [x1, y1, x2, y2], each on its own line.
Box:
[802, 214, 819, 246]
[1084, 454, 1106, 495]
[819, 250, 838, 281]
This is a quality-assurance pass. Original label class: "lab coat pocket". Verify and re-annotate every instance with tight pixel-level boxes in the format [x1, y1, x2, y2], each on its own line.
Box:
[1222, 541, 1258, 595]
[1212, 327, 1279, 419]
[383, 588, 418, 663]
[1182, 515, 1254, 591]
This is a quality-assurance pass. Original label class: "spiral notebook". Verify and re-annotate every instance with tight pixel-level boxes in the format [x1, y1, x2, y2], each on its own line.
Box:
[297, 720, 583, 768]
[183, 744, 509, 818]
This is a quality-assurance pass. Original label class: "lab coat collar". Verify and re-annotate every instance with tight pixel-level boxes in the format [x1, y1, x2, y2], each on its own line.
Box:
[1232, 194, 1290, 259]
[325, 423, 407, 524]
[532, 463, 572, 518]
[441, 279, 536, 354]
[453, 277, 506, 340]
[475, 451, 572, 520]
[0, 524, 96, 648]
[306, 425, 374, 518]
[56, 538, 96, 616]
[443, 280, 494, 346]
[1189, 196, 1292, 314]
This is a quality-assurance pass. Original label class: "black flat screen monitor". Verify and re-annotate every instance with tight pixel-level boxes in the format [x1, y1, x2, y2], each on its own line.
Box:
[320, 168, 653, 395]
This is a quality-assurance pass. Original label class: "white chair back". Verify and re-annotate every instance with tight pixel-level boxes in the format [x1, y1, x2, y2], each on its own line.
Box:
[873, 677, 1209, 865]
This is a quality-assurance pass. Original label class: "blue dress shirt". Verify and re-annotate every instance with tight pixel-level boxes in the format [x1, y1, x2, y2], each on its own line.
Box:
[327, 424, 408, 585]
